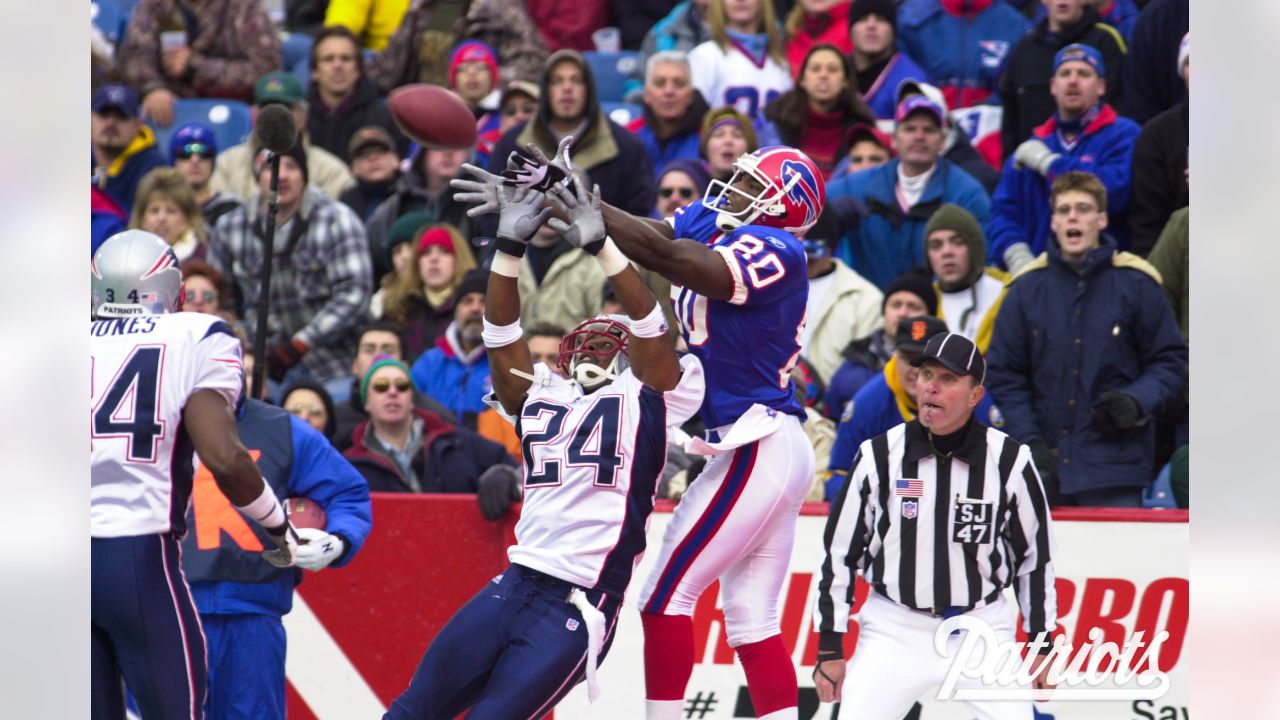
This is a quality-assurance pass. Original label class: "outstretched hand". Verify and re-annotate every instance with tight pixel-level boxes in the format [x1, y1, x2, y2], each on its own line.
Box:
[546, 180, 605, 252]
[502, 135, 577, 193]
[451, 163, 506, 218]
[497, 185, 554, 243]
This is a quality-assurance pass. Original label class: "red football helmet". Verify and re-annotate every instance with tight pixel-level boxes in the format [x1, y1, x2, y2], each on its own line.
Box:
[557, 316, 631, 390]
[702, 146, 826, 235]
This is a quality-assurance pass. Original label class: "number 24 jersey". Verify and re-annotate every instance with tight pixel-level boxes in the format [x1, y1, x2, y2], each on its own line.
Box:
[506, 355, 704, 597]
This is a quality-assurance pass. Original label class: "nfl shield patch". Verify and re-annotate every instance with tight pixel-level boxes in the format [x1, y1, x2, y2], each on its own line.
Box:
[566, 618, 580, 631]
[902, 500, 918, 519]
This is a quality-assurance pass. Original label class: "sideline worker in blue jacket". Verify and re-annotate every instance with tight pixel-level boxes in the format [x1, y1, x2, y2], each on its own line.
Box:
[181, 397, 373, 719]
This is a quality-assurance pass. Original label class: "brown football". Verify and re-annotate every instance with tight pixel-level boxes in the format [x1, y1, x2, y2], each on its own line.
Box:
[286, 497, 327, 531]
[387, 83, 477, 150]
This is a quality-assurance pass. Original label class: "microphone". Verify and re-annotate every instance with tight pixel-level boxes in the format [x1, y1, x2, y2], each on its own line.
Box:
[249, 104, 300, 399]
[254, 104, 298, 153]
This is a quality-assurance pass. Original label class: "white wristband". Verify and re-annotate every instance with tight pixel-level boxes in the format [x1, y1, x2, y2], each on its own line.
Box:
[630, 302, 669, 338]
[234, 483, 286, 529]
[595, 237, 629, 277]
[490, 250, 522, 278]
[482, 316, 524, 348]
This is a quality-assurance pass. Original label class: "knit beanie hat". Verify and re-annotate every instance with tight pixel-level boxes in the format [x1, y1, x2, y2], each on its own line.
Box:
[449, 40, 499, 89]
[881, 267, 938, 316]
[360, 355, 413, 406]
[849, 0, 898, 34]
[700, 107, 759, 155]
[255, 140, 309, 184]
[451, 268, 488, 305]
[417, 226, 456, 255]
[924, 204, 985, 287]
[658, 158, 713, 196]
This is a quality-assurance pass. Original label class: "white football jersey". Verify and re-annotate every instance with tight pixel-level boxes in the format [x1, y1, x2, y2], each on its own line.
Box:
[502, 355, 704, 596]
[91, 312, 244, 538]
[688, 39, 792, 124]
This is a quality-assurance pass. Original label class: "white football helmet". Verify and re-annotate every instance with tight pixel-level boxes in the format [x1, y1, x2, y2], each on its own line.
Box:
[91, 230, 183, 319]
[558, 315, 631, 390]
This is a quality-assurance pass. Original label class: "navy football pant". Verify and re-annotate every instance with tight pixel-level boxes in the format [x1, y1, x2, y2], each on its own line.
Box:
[92, 534, 207, 720]
[384, 563, 622, 720]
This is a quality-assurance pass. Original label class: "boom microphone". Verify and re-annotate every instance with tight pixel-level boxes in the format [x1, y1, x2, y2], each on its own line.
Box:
[249, 104, 299, 398]
[254, 104, 299, 153]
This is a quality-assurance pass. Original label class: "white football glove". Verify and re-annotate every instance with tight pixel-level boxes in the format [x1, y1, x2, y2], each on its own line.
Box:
[450, 163, 507, 218]
[293, 527, 346, 571]
[503, 136, 577, 192]
[546, 181, 606, 252]
[497, 185, 554, 243]
[261, 522, 301, 568]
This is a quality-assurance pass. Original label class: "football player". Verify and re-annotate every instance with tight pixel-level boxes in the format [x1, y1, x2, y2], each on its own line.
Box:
[382, 181, 704, 719]
[455, 140, 826, 720]
[91, 230, 299, 720]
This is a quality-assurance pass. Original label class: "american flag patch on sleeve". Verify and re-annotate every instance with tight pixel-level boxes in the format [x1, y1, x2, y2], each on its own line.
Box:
[895, 479, 923, 497]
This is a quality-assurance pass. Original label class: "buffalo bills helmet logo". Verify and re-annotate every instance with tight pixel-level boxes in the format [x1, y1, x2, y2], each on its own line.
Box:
[781, 160, 820, 230]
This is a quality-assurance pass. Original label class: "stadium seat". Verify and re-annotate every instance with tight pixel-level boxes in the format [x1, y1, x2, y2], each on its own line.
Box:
[147, 99, 254, 158]
[281, 32, 314, 71]
[293, 56, 310, 94]
[600, 101, 643, 127]
[584, 51, 641, 103]
[91, 1, 124, 45]
[1141, 462, 1177, 509]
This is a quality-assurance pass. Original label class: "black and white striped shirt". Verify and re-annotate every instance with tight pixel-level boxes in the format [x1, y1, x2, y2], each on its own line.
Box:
[814, 419, 1057, 639]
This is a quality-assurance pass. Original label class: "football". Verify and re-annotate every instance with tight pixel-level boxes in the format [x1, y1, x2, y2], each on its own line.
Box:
[387, 83, 477, 150]
[286, 496, 327, 531]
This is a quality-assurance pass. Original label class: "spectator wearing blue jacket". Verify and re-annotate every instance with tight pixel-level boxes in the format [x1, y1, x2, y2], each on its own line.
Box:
[987, 171, 1187, 507]
[824, 314, 1002, 499]
[181, 398, 373, 720]
[91, 84, 167, 212]
[987, 44, 1140, 273]
[410, 270, 493, 426]
[626, 51, 711, 180]
[846, 0, 932, 121]
[828, 95, 990, 291]
[896, 0, 1029, 109]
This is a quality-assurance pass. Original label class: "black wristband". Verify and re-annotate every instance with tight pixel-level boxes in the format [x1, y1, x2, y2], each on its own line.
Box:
[494, 237, 527, 258]
[581, 238, 605, 256]
[818, 631, 844, 658]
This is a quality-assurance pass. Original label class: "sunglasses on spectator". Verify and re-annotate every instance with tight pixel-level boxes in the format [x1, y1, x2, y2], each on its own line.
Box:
[184, 289, 217, 304]
[658, 187, 695, 200]
[175, 143, 213, 159]
[286, 405, 326, 417]
[371, 378, 413, 394]
[502, 103, 538, 117]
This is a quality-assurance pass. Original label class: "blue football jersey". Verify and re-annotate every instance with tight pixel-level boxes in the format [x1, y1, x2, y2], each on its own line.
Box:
[669, 202, 809, 428]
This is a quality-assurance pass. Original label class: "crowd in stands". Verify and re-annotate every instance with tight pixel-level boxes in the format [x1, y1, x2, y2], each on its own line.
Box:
[90, 0, 1189, 510]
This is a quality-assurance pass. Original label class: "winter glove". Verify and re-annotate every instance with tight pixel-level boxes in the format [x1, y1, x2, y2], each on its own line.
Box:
[1093, 390, 1146, 434]
[261, 521, 301, 568]
[495, 185, 554, 254]
[502, 136, 577, 192]
[451, 163, 507, 218]
[293, 527, 346, 571]
[477, 464, 523, 520]
[546, 181, 606, 254]
[1013, 138, 1061, 177]
[1003, 242, 1036, 274]
[1028, 440, 1058, 493]
[266, 338, 308, 383]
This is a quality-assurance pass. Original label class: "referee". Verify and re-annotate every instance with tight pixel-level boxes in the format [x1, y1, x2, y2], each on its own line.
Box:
[812, 332, 1058, 719]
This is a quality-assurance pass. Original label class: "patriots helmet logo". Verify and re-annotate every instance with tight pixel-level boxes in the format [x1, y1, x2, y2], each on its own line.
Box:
[780, 159, 821, 231]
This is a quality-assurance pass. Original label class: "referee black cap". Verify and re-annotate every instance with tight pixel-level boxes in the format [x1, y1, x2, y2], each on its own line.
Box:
[909, 332, 986, 384]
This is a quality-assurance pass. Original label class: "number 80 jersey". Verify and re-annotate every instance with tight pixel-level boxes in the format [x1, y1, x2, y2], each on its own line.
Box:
[504, 355, 703, 597]
[668, 202, 809, 429]
[91, 313, 244, 538]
